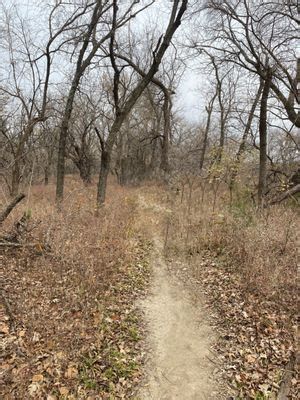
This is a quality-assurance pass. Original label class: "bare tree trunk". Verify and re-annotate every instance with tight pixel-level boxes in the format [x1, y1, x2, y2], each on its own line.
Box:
[0, 193, 25, 225]
[161, 93, 171, 174]
[55, 1, 106, 205]
[229, 79, 264, 192]
[56, 81, 80, 202]
[96, 149, 110, 205]
[73, 148, 93, 185]
[217, 113, 226, 163]
[118, 119, 129, 185]
[44, 166, 50, 185]
[258, 69, 272, 207]
[10, 123, 37, 196]
[200, 93, 217, 171]
[210, 56, 226, 164]
[77, 160, 92, 184]
[269, 183, 300, 206]
[11, 163, 21, 197]
[269, 58, 300, 128]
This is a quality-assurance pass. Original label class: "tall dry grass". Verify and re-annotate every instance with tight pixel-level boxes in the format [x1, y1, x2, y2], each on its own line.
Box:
[6, 176, 139, 310]
[166, 180, 298, 297]
[1, 177, 142, 396]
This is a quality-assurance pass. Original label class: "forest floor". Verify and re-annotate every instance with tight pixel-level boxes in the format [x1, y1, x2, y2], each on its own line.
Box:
[135, 188, 298, 400]
[0, 180, 298, 399]
[1, 180, 153, 400]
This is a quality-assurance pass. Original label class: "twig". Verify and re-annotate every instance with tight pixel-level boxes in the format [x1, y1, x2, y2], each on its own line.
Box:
[0, 242, 41, 248]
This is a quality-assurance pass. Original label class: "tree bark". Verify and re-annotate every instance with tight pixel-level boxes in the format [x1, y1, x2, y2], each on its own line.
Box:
[269, 57, 299, 128]
[200, 93, 217, 171]
[44, 166, 50, 185]
[161, 93, 171, 174]
[73, 147, 93, 185]
[0, 193, 25, 225]
[269, 183, 300, 206]
[55, 1, 105, 205]
[10, 122, 37, 196]
[96, 149, 110, 206]
[56, 80, 81, 203]
[257, 69, 272, 207]
[11, 163, 21, 197]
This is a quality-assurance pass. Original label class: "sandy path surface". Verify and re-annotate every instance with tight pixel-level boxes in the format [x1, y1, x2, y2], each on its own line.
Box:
[138, 237, 219, 400]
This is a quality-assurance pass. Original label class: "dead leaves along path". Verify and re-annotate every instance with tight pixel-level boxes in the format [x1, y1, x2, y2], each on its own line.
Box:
[2, 190, 295, 398]
[137, 192, 298, 399]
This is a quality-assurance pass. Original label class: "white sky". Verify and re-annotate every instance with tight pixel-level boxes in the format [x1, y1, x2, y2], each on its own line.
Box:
[0, 0, 203, 123]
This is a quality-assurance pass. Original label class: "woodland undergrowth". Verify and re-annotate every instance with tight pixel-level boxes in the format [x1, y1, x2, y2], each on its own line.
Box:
[164, 182, 298, 399]
[0, 177, 151, 399]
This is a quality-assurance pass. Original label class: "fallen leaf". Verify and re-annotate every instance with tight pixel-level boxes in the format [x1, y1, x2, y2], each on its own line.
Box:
[59, 387, 69, 396]
[32, 374, 44, 382]
[245, 354, 256, 363]
[0, 322, 9, 334]
[32, 332, 40, 343]
[64, 365, 78, 379]
[28, 382, 40, 395]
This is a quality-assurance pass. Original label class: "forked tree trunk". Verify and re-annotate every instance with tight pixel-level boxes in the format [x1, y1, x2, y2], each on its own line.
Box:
[55, 2, 104, 205]
[96, 1, 188, 205]
[258, 69, 272, 207]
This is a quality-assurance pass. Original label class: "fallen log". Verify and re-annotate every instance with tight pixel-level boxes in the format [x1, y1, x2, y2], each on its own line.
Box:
[1, 212, 29, 243]
[269, 184, 300, 206]
[0, 193, 25, 225]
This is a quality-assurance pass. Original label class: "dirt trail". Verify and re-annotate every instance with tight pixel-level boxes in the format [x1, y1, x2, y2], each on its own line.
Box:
[138, 236, 220, 400]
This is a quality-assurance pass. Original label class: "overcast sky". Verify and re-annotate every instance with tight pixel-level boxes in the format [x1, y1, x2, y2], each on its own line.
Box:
[0, 0, 204, 124]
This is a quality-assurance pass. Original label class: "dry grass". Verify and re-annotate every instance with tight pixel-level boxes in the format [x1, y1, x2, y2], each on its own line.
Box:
[1, 177, 150, 399]
[166, 182, 298, 298]
[162, 179, 299, 398]
[1, 177, 298, 398]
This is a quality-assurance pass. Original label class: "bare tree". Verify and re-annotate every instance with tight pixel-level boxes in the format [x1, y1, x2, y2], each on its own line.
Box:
[228, 79, 264, 193]
[0, 1, 94, 195]
[95, 0, 188, 205]
[202, 0, 299, 127]
[257, 67, 272, 207]
[199, 90, 217, 171]
[55, 0, 155, 204]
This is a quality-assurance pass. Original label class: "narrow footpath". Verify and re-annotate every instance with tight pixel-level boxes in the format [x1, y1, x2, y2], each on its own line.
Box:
[138, 235, 220, 400]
